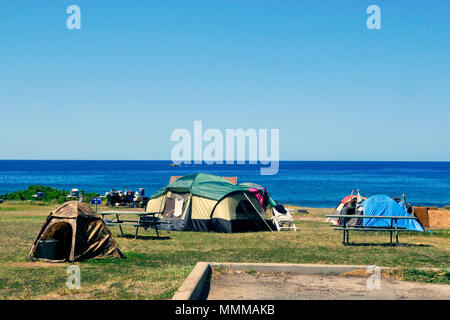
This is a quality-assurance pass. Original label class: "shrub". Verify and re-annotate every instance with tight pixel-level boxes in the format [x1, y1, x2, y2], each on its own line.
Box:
[0, 185, 99, 204]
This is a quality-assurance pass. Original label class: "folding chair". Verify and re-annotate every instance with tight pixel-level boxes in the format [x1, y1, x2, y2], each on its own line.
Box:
[272, 207, 297, 231]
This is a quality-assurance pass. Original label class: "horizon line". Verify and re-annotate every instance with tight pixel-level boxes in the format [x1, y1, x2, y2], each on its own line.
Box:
[0, 159, 449, 163]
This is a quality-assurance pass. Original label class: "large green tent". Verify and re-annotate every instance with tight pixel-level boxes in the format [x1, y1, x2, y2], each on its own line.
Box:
[146, 173, 275, 233]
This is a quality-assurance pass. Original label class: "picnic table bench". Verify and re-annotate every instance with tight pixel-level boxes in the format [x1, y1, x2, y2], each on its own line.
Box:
[100, 211, 166, 239]
[325, 215, 421, 245]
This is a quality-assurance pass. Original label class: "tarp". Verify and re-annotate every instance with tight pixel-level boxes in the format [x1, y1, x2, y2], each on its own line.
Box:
[341, 195, 357, 204]
[151, 173, 251, 201]
[361, 194, 424, 232]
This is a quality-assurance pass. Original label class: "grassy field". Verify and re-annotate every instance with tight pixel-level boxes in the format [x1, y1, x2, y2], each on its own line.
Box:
[0, 202, 449, 299]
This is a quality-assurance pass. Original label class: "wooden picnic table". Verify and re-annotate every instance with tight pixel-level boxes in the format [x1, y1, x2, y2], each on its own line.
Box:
[100, 211, 165, 239]
[325, 215, 421, 245]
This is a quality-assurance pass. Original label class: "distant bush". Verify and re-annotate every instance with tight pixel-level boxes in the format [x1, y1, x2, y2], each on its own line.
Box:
[0, 185, 99, 204]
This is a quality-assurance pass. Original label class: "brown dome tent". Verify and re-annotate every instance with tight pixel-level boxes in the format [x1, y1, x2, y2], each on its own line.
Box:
[28, 201, 124, 262]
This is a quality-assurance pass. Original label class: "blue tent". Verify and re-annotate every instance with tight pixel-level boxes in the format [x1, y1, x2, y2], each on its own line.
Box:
[361, 194, 424, 232]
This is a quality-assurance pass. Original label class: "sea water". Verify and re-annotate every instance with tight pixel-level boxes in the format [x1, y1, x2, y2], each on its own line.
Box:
[0, 160, 449, 208]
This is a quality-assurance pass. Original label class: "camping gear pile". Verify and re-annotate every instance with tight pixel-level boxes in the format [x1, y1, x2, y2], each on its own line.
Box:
[329, 190, 366, 226]
[28, 201, 124, 262]
[146, 173, 279, 233]
[241, 182, 296, 231]
[105, 188, 149, 208]
[67, 188, 80, 199]
[330, 191, 424, 232]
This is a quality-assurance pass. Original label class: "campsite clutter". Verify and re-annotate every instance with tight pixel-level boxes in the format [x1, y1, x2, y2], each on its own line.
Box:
[100, 210, 168, 239]
[29, 201, 124, 262]
[27, 173, 295, 262]
[100, 173, 296, 239]
[104, 188, 149, 208]
[329, 190, 422, 230]
[145, 173, 294, 233]
[26, 178, 448, 262]
[326, 190, 427, 245]
[66, 188, 81, 200]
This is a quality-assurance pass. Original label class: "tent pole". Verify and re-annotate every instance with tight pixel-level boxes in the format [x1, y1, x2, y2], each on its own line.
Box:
[244, 193, 274, 233]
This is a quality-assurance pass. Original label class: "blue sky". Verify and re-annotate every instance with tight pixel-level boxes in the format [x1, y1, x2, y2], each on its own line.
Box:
[0, 1, 448, 161]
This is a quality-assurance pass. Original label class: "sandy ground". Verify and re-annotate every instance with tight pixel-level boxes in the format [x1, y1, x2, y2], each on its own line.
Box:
[207, 272, 450, 300]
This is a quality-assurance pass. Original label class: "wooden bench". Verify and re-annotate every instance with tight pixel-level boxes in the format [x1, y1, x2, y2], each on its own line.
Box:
[100, 211, 166, 239]
[325, 215, 421, 245]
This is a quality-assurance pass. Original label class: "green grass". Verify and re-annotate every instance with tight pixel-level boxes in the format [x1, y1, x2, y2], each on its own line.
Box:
[0, 202, 449, 299]
[402, 268, 450, 284]
[0, 202, 52, 212]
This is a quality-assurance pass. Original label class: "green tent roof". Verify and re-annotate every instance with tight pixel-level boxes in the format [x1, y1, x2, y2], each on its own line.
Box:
[150, 173, 251, 201]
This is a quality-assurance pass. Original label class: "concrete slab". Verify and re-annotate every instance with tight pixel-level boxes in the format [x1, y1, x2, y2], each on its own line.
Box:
[207, 272, 450, 300]
[172, 262, 449, 300]
[172, 262, 211, 300]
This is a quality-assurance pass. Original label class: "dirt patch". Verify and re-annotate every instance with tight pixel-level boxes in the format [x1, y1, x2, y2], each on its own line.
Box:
[296, 216, 328, 222]
[207, 272, 450, 300]
[340, 268, 403, 280]
[7, 261, 68, 268]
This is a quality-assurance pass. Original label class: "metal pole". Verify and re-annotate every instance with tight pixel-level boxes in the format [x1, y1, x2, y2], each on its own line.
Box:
[390, 218, 393, 244]
[395, 218, 399, 244]
[244, 193, 274, 233]
[343, 218, 347, 245]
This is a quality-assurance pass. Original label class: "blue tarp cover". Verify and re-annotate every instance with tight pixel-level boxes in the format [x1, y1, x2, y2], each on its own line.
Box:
[361, 194, 424, 232]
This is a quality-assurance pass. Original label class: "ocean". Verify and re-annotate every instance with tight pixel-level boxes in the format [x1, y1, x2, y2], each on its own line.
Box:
[0, 160, 449, 208]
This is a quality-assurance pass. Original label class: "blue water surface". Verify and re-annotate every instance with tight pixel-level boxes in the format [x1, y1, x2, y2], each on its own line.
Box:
[0, 161, 449, 207]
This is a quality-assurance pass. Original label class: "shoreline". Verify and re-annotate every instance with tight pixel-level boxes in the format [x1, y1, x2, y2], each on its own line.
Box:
[1, 200, 449, 212]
